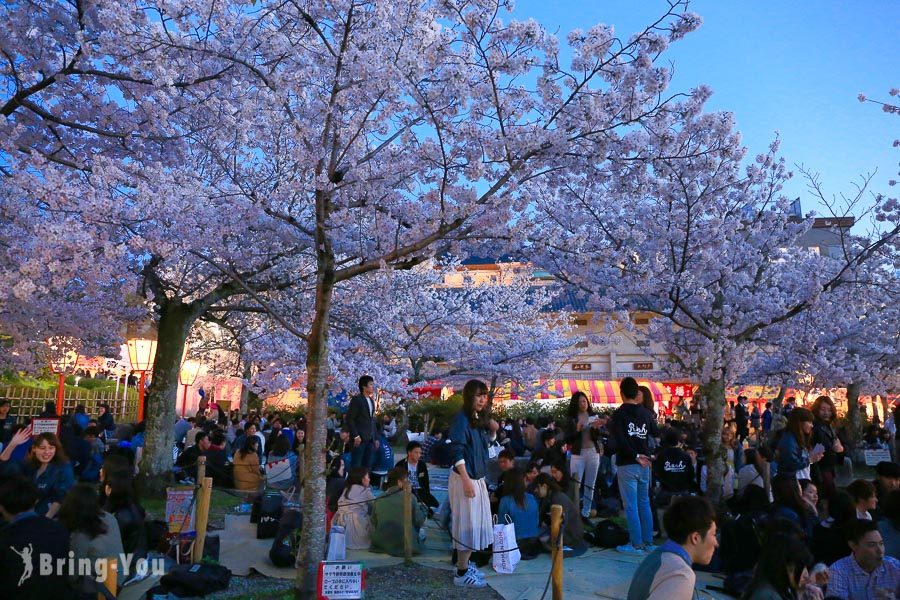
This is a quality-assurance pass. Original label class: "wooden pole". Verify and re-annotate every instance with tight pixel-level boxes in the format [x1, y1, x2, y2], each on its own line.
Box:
[550, 504, 564, 600]
[99, 557, 117, 600]
[403, 482, 413, 565]
[192, 476, 213, 563]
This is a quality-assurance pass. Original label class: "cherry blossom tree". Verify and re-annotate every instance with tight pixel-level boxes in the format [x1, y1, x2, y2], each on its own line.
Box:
[533, 95, 900, 500]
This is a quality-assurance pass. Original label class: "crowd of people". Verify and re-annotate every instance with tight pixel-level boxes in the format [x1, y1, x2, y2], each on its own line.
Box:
[2, 377, 899, 599]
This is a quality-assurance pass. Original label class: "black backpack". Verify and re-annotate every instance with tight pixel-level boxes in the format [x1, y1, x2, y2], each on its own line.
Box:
[269, 509, 303, 567]
[587, 520, 629, 548]
[152, 564, 231, 598]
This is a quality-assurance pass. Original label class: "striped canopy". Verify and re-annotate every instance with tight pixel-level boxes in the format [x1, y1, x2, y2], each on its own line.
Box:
[494, 379, 669, 404]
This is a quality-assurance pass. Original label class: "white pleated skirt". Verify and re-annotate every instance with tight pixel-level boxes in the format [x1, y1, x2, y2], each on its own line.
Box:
[448, 470, 493, 551]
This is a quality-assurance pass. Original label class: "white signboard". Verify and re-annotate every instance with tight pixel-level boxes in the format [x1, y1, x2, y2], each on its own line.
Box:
[317, 561, 364, 600]
[864, 449, 892, 467]
[31, 418, 60, 436]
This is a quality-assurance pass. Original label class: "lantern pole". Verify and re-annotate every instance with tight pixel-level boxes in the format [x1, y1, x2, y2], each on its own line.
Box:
[55, 373, 65, 416]
[137, 371, 147, 422]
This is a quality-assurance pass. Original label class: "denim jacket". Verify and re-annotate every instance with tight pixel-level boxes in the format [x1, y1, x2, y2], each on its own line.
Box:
[25, 461, 75, 515]
[777, 431, 809, 475]
[449, 412, 489, 480]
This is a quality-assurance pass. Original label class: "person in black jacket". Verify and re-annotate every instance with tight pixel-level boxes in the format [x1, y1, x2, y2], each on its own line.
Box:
[810, 395, 844, 506]
[346, 375, 381, 469]
[175, 431, 210, 480]
[395, 441, 439, 512]
[0, 476, 72, 599]
[563, 391, 606, 518]
[609, 377, 659, 555]
[734, 396, 750, 444]
[654, 429, 698, 506]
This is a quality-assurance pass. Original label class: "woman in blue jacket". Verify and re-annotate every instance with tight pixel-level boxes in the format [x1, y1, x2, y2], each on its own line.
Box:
[448, 379, 494, 589]
[776, 408, 823, 479]
[0, 429, 75, 517]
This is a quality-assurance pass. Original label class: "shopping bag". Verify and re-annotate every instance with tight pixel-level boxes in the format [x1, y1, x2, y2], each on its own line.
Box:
[265, 457, 294, 489]
[326, 522, 347, 561]
[492, 514, 521, 574]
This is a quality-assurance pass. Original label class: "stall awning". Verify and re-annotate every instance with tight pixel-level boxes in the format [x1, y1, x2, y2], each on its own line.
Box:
[497, 379, 669, 404]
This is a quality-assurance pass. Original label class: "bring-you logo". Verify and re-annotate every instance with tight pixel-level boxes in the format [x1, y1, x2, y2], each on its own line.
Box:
[10, 546, 165, 585]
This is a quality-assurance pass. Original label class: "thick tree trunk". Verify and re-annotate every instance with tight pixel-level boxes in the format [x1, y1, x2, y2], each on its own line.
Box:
[140, 302, 195, 494]
[699, 378, 727, 505]
[846, 381, 862, 449]
[772, 385, 787, 411]
[296, 225, 336, 598]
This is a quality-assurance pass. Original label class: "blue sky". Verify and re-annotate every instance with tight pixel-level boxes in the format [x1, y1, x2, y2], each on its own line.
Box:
[512, 0, 899, 220]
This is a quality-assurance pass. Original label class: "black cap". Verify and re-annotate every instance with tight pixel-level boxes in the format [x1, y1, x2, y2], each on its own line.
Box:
[876, 461, 900, 478]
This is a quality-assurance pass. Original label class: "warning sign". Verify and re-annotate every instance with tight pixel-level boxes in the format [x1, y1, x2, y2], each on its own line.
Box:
[317, 561, 365, 600]
[166, 486, 196, 534]
[32, 418, 61, 436]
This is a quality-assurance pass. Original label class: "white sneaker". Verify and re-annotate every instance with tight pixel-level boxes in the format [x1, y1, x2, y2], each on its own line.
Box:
[467, 563, 486, 581]
[454, 571, 487, 588]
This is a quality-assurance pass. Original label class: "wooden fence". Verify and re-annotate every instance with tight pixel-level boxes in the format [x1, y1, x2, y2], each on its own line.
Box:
[0, 386, 139, 423]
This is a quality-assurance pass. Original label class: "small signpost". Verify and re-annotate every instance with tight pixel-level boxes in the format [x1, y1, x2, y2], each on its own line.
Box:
[864, 449, 892, 466]
[317, 561, 365, 600]
[31, 417, 60, 436]
[166, 486, 197, 534]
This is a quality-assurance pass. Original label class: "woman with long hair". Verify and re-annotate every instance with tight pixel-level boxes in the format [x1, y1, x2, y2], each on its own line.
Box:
[738, 447, 773, 502]
[563, 391, 604, 518]
[233, 435, 263, 491]
[777, 408, 823, 480]
[810, 395, 844, 504]
[447, 379, 494, 588]
[334, 466, 375, 549]
[60, 483, 124, 598]
[497, 468, 541, 559]
[0, 429, 75, 517]
[533, 473, 587, 557]
[103, 472, 148, 558]
[771, 474, 814, 538]
[741, 528, 814, 600]
[810, 489, 856, 566]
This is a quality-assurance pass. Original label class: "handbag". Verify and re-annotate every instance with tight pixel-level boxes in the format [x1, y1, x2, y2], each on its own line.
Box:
[326, 516, 347, 561]
[265, 457, 294, 489]
[491, 514, 521, 574]
[256, 493, 284, 539]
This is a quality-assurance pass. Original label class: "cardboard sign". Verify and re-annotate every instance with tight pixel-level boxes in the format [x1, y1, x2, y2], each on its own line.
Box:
[864, 449, 892, 467]
[31, 418, 60, 436]
[317, 561, 365, 600]
[166, 486, 196, 534]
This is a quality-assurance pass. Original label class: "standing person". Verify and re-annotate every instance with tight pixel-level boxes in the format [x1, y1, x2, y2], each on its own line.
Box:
[611, 377, 659, 555]
[0, 399, 16, 447]
[626, 496, 718, 600]
[810, 395, 844, 506]
[734, 396, 750, 445]
[776, 408, 823, 480]
[97, 402, 116, 442]
[750, 402, 761, 436]
[761, 402, 774, 444]
[347, 375, 380, 469]
[564, 391, 605, 518]
[447, 379, 494, 588]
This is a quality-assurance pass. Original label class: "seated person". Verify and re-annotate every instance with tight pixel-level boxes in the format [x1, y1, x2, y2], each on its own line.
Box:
[394, 441, 439, 512]
[175, 431, 210, 480]
[333, 467, 375, 550]
[326, 457, 347, 514]
[627, 496, 718, 600]
[532, 429, 563, 470]
[848, 479, 878, 521]
[0, 430, 75, 518]
[266, 435, 297, 491]
[103, 472, 148, 558]
[369, 467, 427, 557]
[59, 483, 124, 596]
[653, 430, 698, 506]
[533, 473, 587, 557]
[873, 461, 900, 522]
[0, 477, 71, 596]
[828, 519, 900, 599]
[232, 436, 264, 492]
[497, 468, 541, 559]
[812, 489, 856, 566]
[489, 449, 518, 512]
[205, 429, 232, 487]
